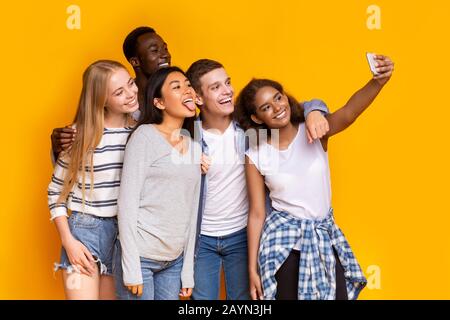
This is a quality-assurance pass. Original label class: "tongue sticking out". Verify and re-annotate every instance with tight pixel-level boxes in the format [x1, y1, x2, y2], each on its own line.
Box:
[183, 100, 196, 111]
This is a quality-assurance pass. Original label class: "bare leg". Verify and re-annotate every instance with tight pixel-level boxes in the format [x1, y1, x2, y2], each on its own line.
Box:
[62, 264, 100, 300]
[99, 275, 117, 300]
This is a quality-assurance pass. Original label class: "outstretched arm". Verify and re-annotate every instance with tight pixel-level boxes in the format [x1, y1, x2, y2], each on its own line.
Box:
[323, 54, 394, 144]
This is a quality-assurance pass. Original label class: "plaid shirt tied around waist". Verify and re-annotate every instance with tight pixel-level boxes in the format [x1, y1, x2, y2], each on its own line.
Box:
[258, 208, 367, 300]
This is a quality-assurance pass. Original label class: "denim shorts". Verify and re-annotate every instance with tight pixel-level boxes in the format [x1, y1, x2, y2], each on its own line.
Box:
[54, 211, 118, 276]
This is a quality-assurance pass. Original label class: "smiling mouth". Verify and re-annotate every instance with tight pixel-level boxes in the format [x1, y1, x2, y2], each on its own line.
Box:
[158, 62, 170, 68]
[219, 97, 233, 105]
[274, 109, 286, 119]
[182, 98, 196, 111]
[125, 96, 138, 107]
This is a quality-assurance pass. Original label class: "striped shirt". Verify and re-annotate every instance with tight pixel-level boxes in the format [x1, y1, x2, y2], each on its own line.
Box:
[47, 127, 133, 220]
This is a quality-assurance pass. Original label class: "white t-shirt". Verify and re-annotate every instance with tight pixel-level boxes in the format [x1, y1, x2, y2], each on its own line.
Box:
[246, 123, 331, 222]
[201, 123, 249, 236]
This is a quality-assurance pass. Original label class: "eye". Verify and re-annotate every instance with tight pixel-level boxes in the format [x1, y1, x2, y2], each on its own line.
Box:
[261, 105, 270, 112]
[115, 90, 123, 96]
[275, 94, 281, 101]
[173, 85, 181, 90]
[212, 85, 219, 91]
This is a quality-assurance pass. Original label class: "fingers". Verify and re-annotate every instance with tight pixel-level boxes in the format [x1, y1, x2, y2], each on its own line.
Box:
[256, 282, 264, 300]
[52, 127, 76, 153]
[306, 130, 313, 144]
[179, 288, 192, 298]
[128, 285, 137, 295]
[201, 163, 210, 174]
[61, 142, 73, 150]
[74, 263, 90, 276]
[308, 122, 329, 143]
[201, 154, 211, 174]
[249, 276, 264, 300]
[79, 247, 96, 275]
[58, 132, 76, 139]
[80, 255, 96, 276]
[324, 119, 330, 132]
[82, 246, 95, 263]
[374, 55, 394, 74]
[308, 126, 318, 141]
[250, 287, 258, 300]
[319, 121, 329, 137]
[53, 127, 76, 137]
[250, 285, 264, 300]
[127, 285, 143, 296]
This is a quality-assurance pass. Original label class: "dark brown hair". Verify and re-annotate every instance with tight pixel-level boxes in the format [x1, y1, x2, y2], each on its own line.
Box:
[133, 66, 195, 138]
[186, 59, 224, 96]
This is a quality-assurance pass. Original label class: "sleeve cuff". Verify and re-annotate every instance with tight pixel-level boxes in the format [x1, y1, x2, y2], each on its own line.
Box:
[303, 99, 329, 117]
[50, 208, 69, 221]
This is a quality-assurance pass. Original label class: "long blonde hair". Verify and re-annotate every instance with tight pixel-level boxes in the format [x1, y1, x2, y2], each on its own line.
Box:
[58, 60, 128, 204]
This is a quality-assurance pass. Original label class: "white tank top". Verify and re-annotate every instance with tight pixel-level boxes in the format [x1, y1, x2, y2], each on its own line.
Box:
[246, 123, 331, 221]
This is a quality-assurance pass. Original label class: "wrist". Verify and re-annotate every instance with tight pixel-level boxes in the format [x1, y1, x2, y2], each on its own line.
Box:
[371, 78, 385, 89]
[249, 267, 259, 275]
[61, 234, 75, 247]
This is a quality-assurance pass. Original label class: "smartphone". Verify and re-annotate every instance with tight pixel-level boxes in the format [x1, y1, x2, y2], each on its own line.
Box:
[366, 52, 379, 75]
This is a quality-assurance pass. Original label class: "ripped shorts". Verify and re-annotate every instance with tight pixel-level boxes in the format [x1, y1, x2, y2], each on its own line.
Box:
[54, 211, 118, 276]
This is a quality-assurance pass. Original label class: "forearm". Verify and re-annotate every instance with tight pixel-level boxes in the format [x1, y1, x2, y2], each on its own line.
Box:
[117, 133, 148, 285]
[181, 180, 200, 289]
[342, 79, 384, 124]
[117, 175, 144, 285]
[325, 79, 385, 137]
[53, 216, 74, 246]
[48, 160, 69, 220]
[117, 213, 141, 285]
[247, 211, 265, 274]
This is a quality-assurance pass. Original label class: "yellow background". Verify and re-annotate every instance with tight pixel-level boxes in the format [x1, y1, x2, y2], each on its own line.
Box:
[1, 0, 449, 299]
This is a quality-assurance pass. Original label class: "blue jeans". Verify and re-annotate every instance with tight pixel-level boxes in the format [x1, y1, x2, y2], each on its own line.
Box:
[192, 227, 250, 300]
[113, 240, 183, 300]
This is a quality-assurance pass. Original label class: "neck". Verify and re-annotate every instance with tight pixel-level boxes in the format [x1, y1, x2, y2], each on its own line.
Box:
[156, 113, 185, 137]
[277, 121, 298, 146]
[201, 111, 233, 133]
[134, 70, 149, 110]
[104, 111, 128, 128]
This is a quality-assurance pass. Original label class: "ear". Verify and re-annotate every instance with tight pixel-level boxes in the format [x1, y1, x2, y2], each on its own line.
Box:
[251, 114, 264, 124]
[195, 94, 204, 106]
[154, 98, 165, 110]
[130, 57, 140, 68]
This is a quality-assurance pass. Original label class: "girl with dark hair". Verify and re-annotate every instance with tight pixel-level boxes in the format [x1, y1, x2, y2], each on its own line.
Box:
[235, 54, 394, 300]
[114, 66, 202, 300]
